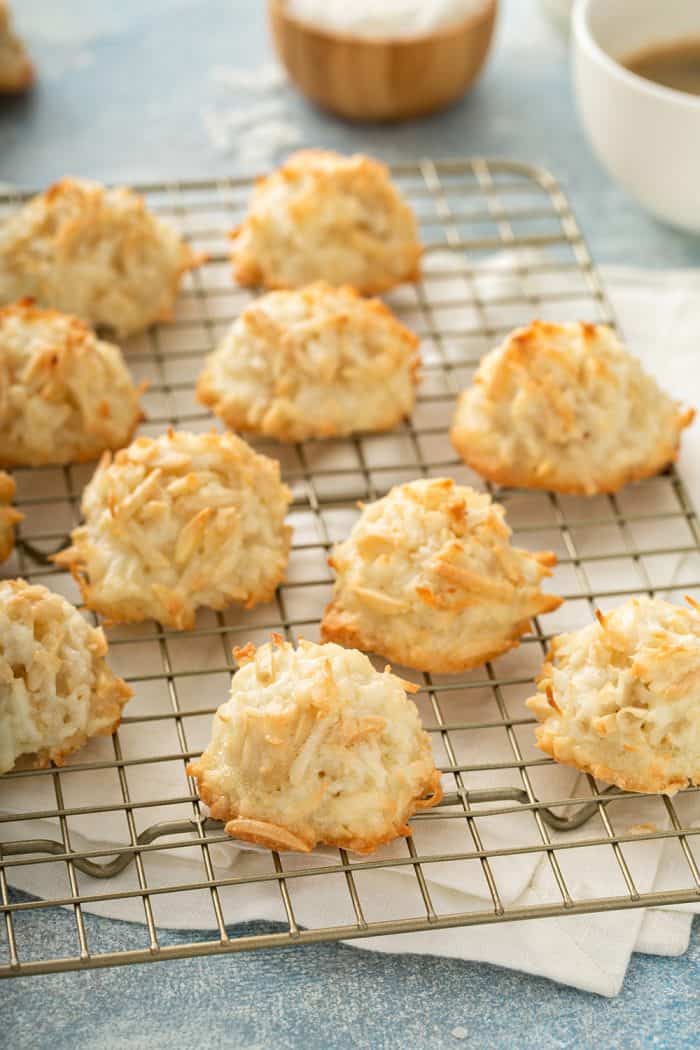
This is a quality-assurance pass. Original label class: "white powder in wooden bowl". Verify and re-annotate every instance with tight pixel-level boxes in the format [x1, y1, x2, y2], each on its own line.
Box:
[286, 0, 488, 39]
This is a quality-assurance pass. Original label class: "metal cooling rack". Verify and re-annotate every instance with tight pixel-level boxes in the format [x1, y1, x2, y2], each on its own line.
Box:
[1, 158, 700, 978]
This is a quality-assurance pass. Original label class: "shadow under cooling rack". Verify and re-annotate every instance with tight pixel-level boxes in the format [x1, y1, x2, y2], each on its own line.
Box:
[1, 157, 700, 978]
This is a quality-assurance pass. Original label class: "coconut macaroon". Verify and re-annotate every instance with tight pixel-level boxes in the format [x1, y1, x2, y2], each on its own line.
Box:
[0, 178, 200, 336]
[54, 430, 292, 630]
[0, 580, 132, 774]
[187, 636, 442, 853]
[527, 597, 700, 796]
[321, 478, 562, 673]
[0, 301, 143, 467]
[450, 321, 694, 496]
[230, 150, 422, 294]
[0, 1, 33, 93]
[0, 471, 21, 563]
[197, 282, 420, 442]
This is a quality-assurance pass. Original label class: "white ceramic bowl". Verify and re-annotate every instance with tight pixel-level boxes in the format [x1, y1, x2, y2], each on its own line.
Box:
[573, 0, 700, 232]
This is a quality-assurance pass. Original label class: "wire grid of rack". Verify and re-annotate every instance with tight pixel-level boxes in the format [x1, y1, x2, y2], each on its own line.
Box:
[1, 158, 700, 978]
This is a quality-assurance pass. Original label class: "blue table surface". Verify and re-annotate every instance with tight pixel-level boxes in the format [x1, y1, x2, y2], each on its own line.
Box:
[2, 1, 700, 1046]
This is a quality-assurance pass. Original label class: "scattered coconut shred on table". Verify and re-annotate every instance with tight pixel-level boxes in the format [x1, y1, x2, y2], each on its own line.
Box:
[201, 61, 303, 163]
[201, 0, 487, 158]
[286, 0, 488, 37]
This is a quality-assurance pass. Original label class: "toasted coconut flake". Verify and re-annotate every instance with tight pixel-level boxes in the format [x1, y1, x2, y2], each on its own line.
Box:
[451, 321, 694, 495]
[0, 301, 142, 467]
[0, 579, 131, 774]
[197, 282, 419, 443]
[0, 469, 21, 562]
[230, 150, 421, 294]
[322, 477, 561, 673]
[188, 638, 441, 854]
[527, 597, 700, 795]
[54, 430, 292, 630]
[0, 178, 200, 335]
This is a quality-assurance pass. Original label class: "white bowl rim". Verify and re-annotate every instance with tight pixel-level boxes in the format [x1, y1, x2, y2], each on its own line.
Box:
[573, 0, 700, 110]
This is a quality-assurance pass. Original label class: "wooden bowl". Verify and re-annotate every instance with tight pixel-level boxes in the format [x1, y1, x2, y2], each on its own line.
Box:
[268, 0, 498, 122]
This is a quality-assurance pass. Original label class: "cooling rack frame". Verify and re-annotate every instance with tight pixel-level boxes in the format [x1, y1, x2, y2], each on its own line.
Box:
[1, 157, 700, 978]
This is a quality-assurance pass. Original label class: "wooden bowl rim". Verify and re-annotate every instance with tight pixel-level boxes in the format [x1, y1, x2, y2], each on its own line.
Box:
[268, 0, 498, 49]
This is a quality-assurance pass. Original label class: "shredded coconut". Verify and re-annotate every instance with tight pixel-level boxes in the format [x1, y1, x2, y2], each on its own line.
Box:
[55, 430, 292, 630]
[528, 597, 700, 795]
[322, 477, 561, 673]
[210, 62, 287, 92]
[203, 62, 301, 163]
[0, 470, 20, 563]
[451, 320, 694, 496]
[0, 301, 143, 467]
[197, 282, 419, 441]
[187, 637, 442, 853]
[0, 579, 131, 773]
[230, 150, 421, 293]
[286, 0, 487, 38]
[0, 177, 200, 337]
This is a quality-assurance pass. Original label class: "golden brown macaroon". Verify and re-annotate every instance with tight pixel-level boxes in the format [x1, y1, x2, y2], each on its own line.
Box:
[55, 429, 292, 630]
[0, 178, 201, 336]
[527, 597, 700, 795]
[450, 321, 694, 495]
[230, 150, 422, 294]
[321, 477, 562, 673]
[0, 1, 33, 93]
[197, 282, 420, 442]
[0, 470, 21, 563]
[187, 636, 442, 854]
[0, 579, 131, 774]
[0, 300, 143, 467]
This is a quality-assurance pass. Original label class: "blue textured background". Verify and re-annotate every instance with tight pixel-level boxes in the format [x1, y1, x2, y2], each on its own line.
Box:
[2, 886, 700, 1049]
[2, 1, 700, 1045]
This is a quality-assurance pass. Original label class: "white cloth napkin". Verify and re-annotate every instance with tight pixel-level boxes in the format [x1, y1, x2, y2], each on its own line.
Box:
[2, 258, 700, 996]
